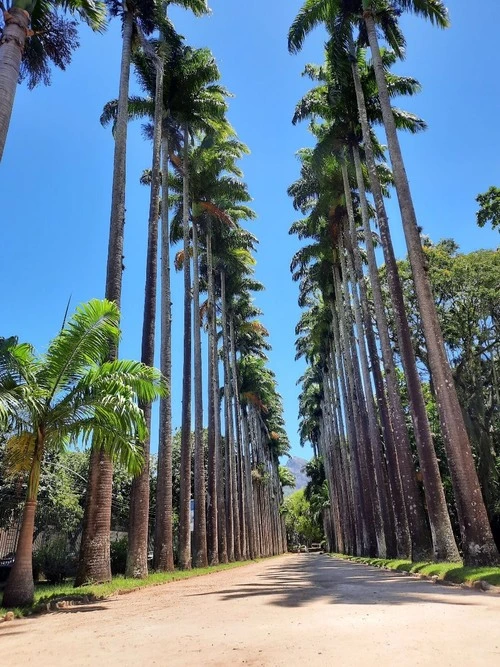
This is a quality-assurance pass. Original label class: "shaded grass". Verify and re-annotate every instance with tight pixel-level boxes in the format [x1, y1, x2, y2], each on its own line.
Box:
[0, 559, 260, 619]
[331, 553, 500, 587]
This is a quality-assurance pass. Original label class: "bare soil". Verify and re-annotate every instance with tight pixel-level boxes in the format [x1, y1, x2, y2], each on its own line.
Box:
[2, 553, 500, 666]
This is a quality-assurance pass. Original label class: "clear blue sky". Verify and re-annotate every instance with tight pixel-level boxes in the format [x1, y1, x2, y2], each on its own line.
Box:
[1, 1, 499, 460]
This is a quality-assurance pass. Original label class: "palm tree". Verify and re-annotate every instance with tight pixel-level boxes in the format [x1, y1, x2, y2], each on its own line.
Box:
[0, 299, 165, 607]
[168, 131, 254, 565]
[361, 0, 500, 565]
[189, 138, 254, 566]
[126, 40, 165, 579]
[95, 37, 223, 578]
[292, 48, 433, 559]
[0, 0, 106, 160]
[288, 0, 468, 563]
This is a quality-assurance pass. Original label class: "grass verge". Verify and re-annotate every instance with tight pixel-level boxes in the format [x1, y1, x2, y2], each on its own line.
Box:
[331, 553, 500, 587]
[0, 558, 260, 619]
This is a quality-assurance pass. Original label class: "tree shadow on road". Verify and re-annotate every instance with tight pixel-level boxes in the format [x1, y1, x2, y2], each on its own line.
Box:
[190, 555, 488, 608]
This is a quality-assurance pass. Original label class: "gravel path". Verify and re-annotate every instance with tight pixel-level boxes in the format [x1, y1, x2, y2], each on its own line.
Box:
[2, 553, 500, 666]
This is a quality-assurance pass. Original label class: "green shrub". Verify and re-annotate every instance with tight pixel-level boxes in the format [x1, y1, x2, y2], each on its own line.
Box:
[110, 536, 128, 575]
[34, 536, 76, 584]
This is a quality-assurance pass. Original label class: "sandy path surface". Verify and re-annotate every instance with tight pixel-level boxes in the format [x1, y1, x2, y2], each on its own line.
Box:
[2, 553, 500, 666]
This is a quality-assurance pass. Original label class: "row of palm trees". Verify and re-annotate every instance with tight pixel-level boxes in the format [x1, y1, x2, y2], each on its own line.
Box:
[288, 0, 500, 566]
[1, 1, 289, 607]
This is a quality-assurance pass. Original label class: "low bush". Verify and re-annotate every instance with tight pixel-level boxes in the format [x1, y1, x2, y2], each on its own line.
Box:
[110, 536, 128, 575]
[33, 536, 77, 584]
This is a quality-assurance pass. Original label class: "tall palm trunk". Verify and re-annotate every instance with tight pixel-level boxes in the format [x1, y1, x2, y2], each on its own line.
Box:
[154, 132, 175, 572]
[241, 404, 256, 558]
[364, 10, 499, 566]
[325, 364, 356, 553]
[3, 432, 43, 607]
[179, 122, 192, 570]
[0, 7, 30, 161]
[126, 54, 163, 578]
[333, 262, 382, 556]
[351, 143, 431, 561]
[343, 160, 411, 558]
[76, 11, 134, 586]
[320, 374, 344, 552]
[220, 270, 236, 560]
[229, 317, 247, 559]
[339, 181, 395, 557]
[192, 220, 208, 567]
[330, 299, 369, 554]
[350, 56, 459, 562]
[213, 274, 228, 564]
[206, 224, 219, 565]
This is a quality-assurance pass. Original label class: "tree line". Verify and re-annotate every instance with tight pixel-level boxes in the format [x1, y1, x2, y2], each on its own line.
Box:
[0, 0, 289, 608]
[288, 0, 500, 567]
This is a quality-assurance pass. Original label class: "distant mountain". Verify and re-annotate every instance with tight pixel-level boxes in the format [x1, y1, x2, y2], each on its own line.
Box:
[283, 456, 309, 496]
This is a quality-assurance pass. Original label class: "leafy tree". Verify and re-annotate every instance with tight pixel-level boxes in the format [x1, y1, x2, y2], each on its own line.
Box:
[282, 489, 323, 548]
[393, 240, 500, 541]
[476, 187, 500, 231]
[278, 465, 296, 490]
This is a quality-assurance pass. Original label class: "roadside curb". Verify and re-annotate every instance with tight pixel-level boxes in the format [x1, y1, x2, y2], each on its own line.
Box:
[332, 555, 500, 596]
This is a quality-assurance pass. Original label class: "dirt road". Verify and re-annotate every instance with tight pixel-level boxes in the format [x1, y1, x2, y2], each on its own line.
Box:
[2, 553, 500, 666]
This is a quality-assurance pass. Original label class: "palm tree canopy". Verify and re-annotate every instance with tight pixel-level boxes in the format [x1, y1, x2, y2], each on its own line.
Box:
[0, 299, 167, 475]
[288, 0, 449, 58]
[3, 0, 107, 88]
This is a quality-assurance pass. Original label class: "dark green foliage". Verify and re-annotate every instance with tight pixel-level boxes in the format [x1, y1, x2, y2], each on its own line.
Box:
[282, 489, 324, 548]
[278, 465, 296, 490]
[476, 187, 500, 231]
[20, 14, 79, 89]
[385, 240, 500, 544]
[110, 536, 128, 575]
[33, 536, 77, 583]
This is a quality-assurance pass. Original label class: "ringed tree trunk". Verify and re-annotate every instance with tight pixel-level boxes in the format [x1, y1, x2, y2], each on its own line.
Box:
[330, 309, 364, 555]
[327, 362, 357, 554]
[179, 122, 192, 570]
[213, 273, 228, 564]
[0, 6, 30, 161]
[220, 269, 236, 561]
[364, 9, 499, 567]
[350, 54, 459, 563]
[339, 180, 395, 557]
[229, 317, 247, 559]
[343, 159, 411, 559]
[192, 218, 208, 567]
[241, 404, 256, 559]
[76, 10, 134, 586]
[153, 133, 175, 572]
[126, 52, 163, 579]
[351, 142, 431, 561]
[206, 222, 219, 565]
[333, 262, 381, 556]
[2, 431, 44, 607]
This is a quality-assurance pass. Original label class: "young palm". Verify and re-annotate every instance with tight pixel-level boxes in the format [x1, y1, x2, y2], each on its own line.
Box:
[0, 0, 107, 160]
[0, 299, 165, 607]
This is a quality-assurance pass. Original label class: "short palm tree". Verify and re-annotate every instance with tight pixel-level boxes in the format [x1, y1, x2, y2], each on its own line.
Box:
[0, 299, 166, 607]
[0, 0, 107, 160]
